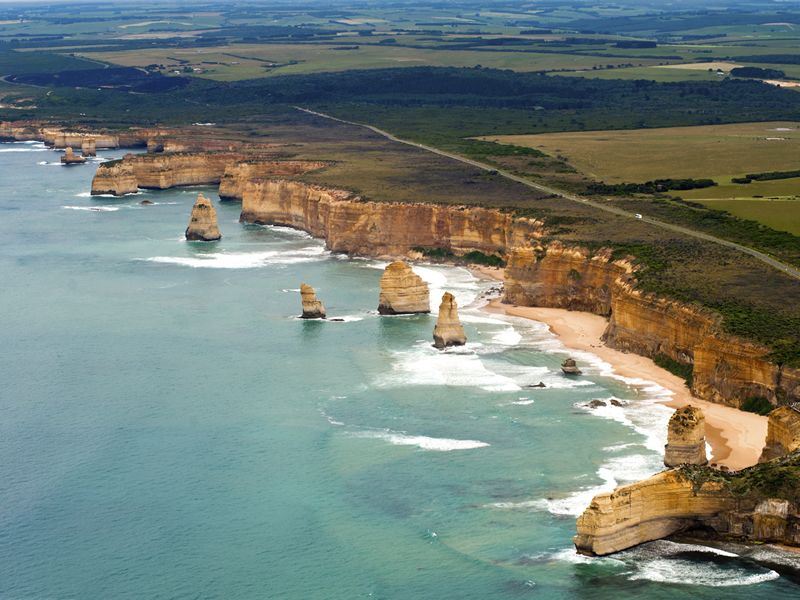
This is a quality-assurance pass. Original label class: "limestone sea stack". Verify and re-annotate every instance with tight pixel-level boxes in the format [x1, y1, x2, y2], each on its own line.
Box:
[81, 138, 96, 157]
[185, 193, 222, 241]
[378, 261, 430, 315]
[60, 147, 86, 165]
[300, 283, 326, 319]
[664, 405, 708, 467]
[759, 406, 800, 463]
[433, 292, 466, 349]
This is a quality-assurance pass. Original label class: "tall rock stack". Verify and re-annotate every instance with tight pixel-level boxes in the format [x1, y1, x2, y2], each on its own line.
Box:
[759, 406, 800, 463]
[185, 193, 222, 241]
[377, 261, 430, 315]
[81, 138, 96, 157]
[300, 284, 326, 319]
[60, 147, 87, 165]
[433, 292, 466, 349]
[664, 405, 708, 467]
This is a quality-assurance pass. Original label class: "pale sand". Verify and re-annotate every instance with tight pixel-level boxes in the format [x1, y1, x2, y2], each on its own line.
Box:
[469, 264, 767, 470]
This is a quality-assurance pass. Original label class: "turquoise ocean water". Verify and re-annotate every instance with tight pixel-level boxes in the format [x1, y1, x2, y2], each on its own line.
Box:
[0, 142, 797, 598]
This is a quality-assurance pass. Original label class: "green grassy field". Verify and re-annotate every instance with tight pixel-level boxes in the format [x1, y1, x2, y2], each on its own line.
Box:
[689, 198, 800, 235]
[482, 121, 800, 182]
[78, 43, 671, 81]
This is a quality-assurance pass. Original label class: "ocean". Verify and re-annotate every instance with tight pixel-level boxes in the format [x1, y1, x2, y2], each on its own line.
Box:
[0, 141, 796, 598]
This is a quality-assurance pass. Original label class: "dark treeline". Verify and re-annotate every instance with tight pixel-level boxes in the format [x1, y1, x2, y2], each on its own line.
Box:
[587, 178, 716, 196]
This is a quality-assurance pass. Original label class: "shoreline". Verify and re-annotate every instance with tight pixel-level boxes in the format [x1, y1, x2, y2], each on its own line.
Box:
[470, 266, 767, 471]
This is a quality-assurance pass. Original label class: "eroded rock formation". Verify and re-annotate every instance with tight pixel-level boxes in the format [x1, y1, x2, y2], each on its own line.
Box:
[574, 470, 733, 556]
[575, 451, 800, 555]
[300, 284, 326, 319]
[759, 406, 800, 462]
[378, 261, 430, 315]
[81, 138, 96, 157]
[433, 292, 466, 349]
[60, 147, 86, 165]
[185, 194, 221, 241]
[91, 160, 138, 195]
[664, 406, 708, 467]
[240, 178, 542, 257]
[218, 160, 326, 200]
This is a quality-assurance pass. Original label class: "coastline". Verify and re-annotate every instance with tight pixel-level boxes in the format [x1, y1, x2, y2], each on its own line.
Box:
[471, 266, 767, 471]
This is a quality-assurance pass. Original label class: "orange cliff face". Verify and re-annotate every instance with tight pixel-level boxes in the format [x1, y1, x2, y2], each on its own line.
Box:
[238, 178, 544, 258]
[504, 243, 800, 408]
[91, 152, 327, 197]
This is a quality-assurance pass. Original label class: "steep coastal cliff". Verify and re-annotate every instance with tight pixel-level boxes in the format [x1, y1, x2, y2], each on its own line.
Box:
[239, 178, 543, 257]
[504, 243, 800, 409]
[575, 449, 800, 555]
[91, 152, 327, 197]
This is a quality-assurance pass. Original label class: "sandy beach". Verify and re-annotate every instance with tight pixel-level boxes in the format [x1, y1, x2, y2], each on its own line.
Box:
[472, 267, 767, 471]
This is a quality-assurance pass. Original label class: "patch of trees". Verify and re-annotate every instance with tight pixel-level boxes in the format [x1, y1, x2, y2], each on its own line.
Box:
[733, 169, 800, 184]
[732, 54, 800, 65]
[8, 67, 189, 93]
[614, 40, 657, 48]
[731, 66, 786, 80]
[587, 178, 716, 195]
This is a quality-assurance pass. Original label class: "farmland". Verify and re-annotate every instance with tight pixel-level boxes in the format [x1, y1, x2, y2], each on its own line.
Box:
[481, 122, 800, 182]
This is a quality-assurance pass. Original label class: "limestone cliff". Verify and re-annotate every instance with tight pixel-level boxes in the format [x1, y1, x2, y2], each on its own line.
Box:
[185, 194, 221, 241]
[378, 261, 430, 315]
[574, 470, 733, 556]
[300, 284, 326, 319]
[81, 138, 96, 157]
[759, 406, 800, 462]
[240, 178, 543, 258]
[433, 292, 467, 349]
[575, 451, 800, 555]
[91, 160, 138, 196]
[92, 152, 238, 194]
[218, 160, 326, 200]
[664, 406, 708, 467]
[504, 242, 800, 409]
[91, 153, 327, 197]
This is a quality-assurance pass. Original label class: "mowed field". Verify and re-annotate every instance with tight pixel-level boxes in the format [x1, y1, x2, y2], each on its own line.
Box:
[482, 122, 800, 182]
[484, 121, 800, 234]
[78, 43, 671, 80]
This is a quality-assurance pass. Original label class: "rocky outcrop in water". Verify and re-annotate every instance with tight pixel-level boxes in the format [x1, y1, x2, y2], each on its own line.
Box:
[759, 406, 800, 463]
[377, 261, 430, 315]
[81, 138, 96, 157]
[185, 194, 221, 241]
[60, 147, 86, 165]
[575, 450, 800, 555]
[300, 284, 326, 319]
[433, 292, 466, 349]
[91, 158, 138, 196]
[664, 405, 708, 467]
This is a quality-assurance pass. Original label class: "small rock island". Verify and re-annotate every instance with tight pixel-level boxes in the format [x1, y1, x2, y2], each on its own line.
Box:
[433, 292, 466, 349]
[377, 261, 430, 315]
[300, 283, 326, 319]
[185, 193, 222, 241]
[664, 405, 708, 467]
[60, 147, 86, 165]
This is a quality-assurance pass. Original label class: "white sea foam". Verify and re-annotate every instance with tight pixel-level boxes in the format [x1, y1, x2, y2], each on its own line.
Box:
[0, 147, 49, 152]
[352, 429, 489, 451]
[142, 246, 328, 269]
[511, 398, 534, 406]
[376, 342, 520, 392]
[62, 205, 120, 212]
[74, 191, 93, 198]
[628, 559, 779, 586]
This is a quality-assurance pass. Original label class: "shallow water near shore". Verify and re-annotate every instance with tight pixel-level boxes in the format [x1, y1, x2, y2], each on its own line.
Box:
[1, 142, 797, 598]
